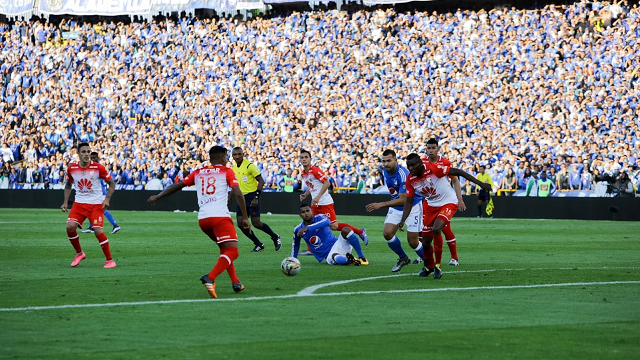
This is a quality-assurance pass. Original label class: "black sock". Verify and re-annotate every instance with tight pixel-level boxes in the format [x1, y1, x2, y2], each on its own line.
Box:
[258, 223, 278, 239]
[478, 205, 482, 217]
[240, 227, 262, 246]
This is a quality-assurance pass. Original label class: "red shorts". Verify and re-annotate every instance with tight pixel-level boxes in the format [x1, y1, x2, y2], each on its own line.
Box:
[422, 203, 458, 236]
[67, 203, 104, 228]
[198, 217, 239, 245]
[311, 204, 337, 223]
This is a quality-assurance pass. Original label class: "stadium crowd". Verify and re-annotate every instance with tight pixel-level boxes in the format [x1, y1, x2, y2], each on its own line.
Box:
[0, 0, 638, 197]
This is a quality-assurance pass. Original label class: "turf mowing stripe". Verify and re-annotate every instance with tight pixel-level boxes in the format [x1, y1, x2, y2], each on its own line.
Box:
[1, 281, 638, 312]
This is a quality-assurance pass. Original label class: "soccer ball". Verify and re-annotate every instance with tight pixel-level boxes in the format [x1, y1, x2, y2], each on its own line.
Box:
[281, 257, 301, 276]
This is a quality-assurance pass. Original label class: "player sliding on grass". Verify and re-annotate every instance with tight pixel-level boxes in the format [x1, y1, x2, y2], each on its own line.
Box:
[147, 146, 250, 299]
[292, 204, 368, 266]
[398, 152, 491, 279]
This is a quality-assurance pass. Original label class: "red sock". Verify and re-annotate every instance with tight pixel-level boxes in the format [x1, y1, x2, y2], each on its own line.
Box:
[433, 233, 443, 266]
[422, 240, 435, 269]
[337, 223, 362, 235]
[67, 230, 82, 253]
[96, 232, 112, 260]
[209, 247, 239, 282]
[443, 224, 458, 260]
[226, 262, 240, 283]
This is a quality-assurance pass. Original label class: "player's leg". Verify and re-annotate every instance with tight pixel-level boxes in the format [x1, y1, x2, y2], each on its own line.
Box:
[89, 205, 115, 268]
[236, 199, 264, 251]
[198, 218, 242, 298]
[443, 222, 459, 265]
[339, 227, 368, 264]
[104, 210, 121, 233]
[476, 196, 483, 217]
[405, 203, 424, 264]
[327, 234, 361, 265]
[384, 208, 410, 272]
[248, 199, 281, 251]
[322, 204, 368, 244]
[419, 204, 439, 278]
[66, 204, 86, 267]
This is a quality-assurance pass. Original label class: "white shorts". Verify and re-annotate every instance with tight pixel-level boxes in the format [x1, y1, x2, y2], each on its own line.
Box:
[326, 235, 353, 265]
[385, 203, 422, 233]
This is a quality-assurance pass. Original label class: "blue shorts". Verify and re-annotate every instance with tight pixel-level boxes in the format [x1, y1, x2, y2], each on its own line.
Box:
[236, 192, 261, 217]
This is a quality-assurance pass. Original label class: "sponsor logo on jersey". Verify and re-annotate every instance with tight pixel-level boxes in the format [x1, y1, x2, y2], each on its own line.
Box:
[77, 178, 93, 192]
[309, 235, 322, 247]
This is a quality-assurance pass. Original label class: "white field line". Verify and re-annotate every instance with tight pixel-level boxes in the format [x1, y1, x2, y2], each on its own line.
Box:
[296, 267, 639, 295]
[1, 280, 638, 312]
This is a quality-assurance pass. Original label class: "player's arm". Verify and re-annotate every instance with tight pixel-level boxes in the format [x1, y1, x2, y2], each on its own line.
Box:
[451, 176, 466, 212]
[311, 179, 331, 205]
[291, 233, 301, 258]
[232, 184, 251, 229]
[366, 193, 406, 212]
[147, 181, 187, 205]
[449, 168, 491, 191]
[61, 179, 73, 212]
[102, 177, 116, 209]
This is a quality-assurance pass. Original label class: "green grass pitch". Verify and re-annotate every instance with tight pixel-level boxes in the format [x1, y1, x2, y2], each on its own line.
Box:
[1, 208, 639, 360]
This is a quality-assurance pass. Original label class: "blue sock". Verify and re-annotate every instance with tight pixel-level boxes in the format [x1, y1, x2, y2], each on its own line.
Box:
[414, 242, 425, 260]
[345, 231, 365, 258]
[333, 255, 349, 265]
[104, 210, 117, 227]
[387, 236, 407, 258]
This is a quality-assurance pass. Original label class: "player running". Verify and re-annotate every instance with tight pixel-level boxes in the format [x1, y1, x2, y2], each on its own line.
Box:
[398, 153, 491, 279]
[425, 139, 463, 266]
[147, 146, 250, 299]
[365, 149, 425, 272]
[61, 142, 117, 268]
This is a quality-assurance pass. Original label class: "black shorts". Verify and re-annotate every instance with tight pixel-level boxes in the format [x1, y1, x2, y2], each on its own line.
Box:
[236, 191, 261, 217]
[478, 189, 491, 201]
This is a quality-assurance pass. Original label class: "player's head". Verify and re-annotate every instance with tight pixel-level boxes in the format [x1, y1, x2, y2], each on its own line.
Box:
[299, 203, 314, 221]
[299, 149, 312, 167]
[209, 146, 228, 164]
[540, 170, 547, 179]
[77, 142, 91, 164]
[478, 165, 485, 173]
[405, 153, 424, 176]
[90, 151, 99, 162]
[381, 149, 398, 173]
[426, 138, 439, 159]
[231, 146, 244, 164]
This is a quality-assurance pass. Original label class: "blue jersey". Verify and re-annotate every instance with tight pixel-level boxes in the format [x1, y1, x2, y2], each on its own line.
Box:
[292, 215, 337, 262]
[100, 179, 107, 196]
[383, 165, 422, 211]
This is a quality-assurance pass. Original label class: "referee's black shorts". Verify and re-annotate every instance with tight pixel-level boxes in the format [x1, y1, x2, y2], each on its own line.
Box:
[236, 191, 261, 217]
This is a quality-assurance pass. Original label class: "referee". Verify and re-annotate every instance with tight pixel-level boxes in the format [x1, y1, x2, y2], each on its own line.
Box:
[231, 147, 282, 252]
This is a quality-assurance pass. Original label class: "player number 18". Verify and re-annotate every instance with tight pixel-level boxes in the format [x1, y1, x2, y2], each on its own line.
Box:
[201, 176, 216, 195]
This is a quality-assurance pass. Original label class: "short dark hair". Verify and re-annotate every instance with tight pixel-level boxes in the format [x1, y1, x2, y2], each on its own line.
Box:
[299, 203, 311, 209]
[90, 151, 99, 157]
[406, 153, 421, 163]
[426, 138, 439, 146]
[300, 149, 311, 157]
[232, 146, 242, 152]
[209, 146, 227, 159]
[77, 142, 90, 150]
[382, 149, 396, 157]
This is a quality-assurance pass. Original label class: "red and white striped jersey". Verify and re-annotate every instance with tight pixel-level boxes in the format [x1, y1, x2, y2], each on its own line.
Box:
[66, 161, 112, 205]
[301, 165, 333, 205]
[183, 165, 238, 219]
[406, 158, 458, 207]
